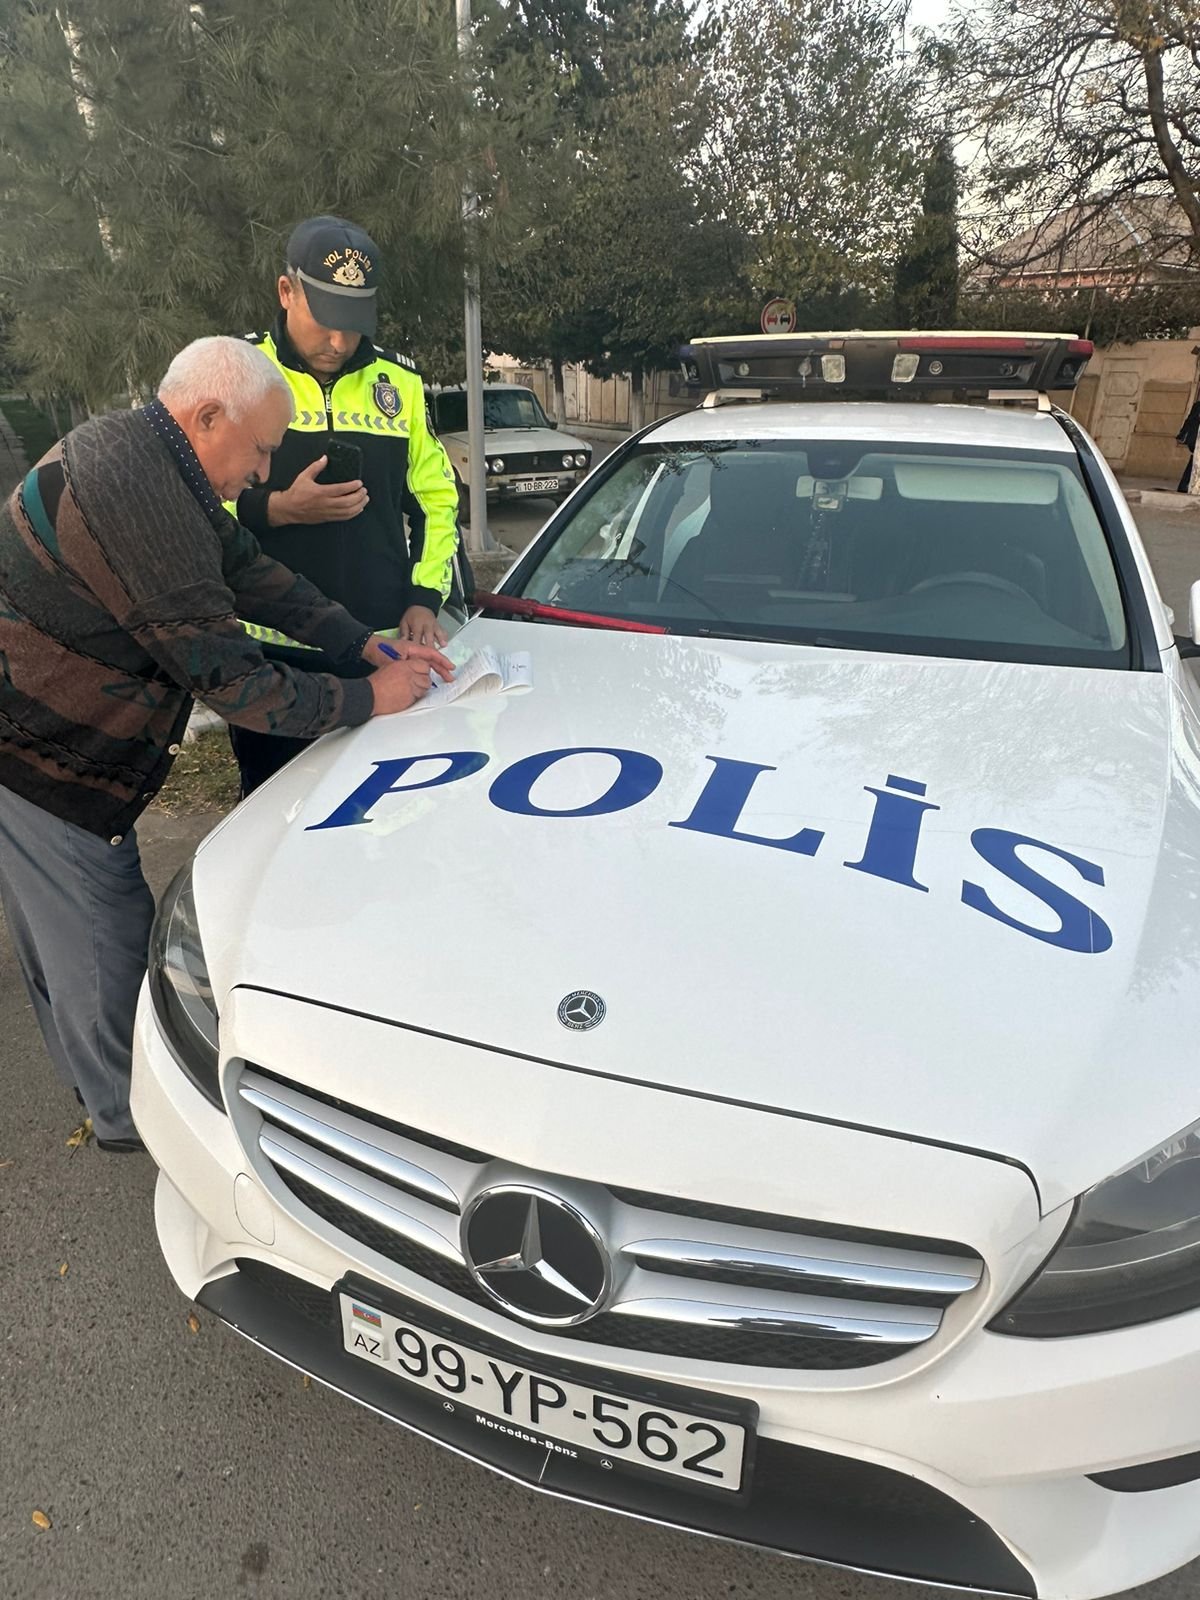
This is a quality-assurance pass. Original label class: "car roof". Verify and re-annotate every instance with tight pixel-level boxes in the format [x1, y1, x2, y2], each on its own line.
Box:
[642, 401, 1078, 455]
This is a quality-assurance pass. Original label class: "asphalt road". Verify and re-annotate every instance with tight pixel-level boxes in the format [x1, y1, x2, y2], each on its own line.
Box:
[3, 492, 1200, 1600]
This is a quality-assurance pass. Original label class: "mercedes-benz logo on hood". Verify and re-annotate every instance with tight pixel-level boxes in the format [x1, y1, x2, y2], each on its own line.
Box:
[557, 990, 606, 1030]
[462, 1186, 611, 1326]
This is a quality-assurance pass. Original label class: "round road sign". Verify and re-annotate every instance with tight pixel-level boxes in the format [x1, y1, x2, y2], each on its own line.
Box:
[761, 298, 797, 335]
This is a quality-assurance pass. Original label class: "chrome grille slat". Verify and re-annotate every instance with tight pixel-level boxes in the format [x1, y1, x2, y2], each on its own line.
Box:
[259, 1130, 463, 1264]
[239, 1063, 986, 1371]
[240, 1072, 463, 1210]
[611, 1287, 940, 1344]
[623, 1236, 980, 1298]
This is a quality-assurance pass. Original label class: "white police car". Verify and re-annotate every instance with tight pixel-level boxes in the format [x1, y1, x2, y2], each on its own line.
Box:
[134, 333, 1200, 1600]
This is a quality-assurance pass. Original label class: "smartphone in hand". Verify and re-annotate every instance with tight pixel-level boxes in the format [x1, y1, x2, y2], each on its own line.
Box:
[318, 439, 364, 484]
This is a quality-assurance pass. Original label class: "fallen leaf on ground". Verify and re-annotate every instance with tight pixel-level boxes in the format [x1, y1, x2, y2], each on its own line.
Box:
[301, 1375, 311, 1389]
[59, 1262, 68, 1277]
[0, 1160, 12, 1170]
[65, 1119, 93, 1151]
[31, 1510, 51, 1531]
[186, 1311, 200, 1335]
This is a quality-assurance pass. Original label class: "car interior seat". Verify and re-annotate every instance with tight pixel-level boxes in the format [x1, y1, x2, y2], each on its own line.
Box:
[669, 456, 814, 608]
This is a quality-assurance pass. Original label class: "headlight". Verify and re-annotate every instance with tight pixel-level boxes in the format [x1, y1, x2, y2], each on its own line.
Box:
[148, 861, 222, 1110]
[488, 457, 504, 475]
[574, 452, 588, 468]
[562, 452, 574, 469]
[992, 1117, 1200, 1336]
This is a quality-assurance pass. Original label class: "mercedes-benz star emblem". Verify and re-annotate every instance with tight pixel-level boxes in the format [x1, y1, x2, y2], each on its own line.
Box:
[557, 990, 606, 1030]
[462, 1186, 610, 1326]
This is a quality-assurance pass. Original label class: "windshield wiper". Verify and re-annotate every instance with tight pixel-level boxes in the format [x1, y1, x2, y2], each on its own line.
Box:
[691, 623, 864, 648]
[473, 591, 668, 634]
[691, 623, 797, 644]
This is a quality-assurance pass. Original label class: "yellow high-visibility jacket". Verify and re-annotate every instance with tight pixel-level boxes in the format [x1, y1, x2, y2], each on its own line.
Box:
[231, 316, 459, 649]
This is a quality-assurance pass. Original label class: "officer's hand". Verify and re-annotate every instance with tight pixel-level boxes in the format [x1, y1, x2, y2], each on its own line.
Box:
[267, 458, 369, 526]
[362, 636, 455, 682]
[398, 605, 449, 648]
[367, 656, 438, 717]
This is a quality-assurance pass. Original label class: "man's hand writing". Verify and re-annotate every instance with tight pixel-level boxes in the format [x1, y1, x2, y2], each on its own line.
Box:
[367, 656, 439, 716]
[362, 635, 455, 682]
[267, 458, 369, 526]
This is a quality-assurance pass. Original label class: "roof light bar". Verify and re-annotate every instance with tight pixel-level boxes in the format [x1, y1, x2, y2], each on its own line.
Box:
[679, 331, 1094, 399]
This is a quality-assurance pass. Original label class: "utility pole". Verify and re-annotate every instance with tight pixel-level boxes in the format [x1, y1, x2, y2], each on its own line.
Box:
[456, 0, 493, 553]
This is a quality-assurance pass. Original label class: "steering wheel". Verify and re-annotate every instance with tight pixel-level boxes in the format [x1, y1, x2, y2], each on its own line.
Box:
[907, 570, 1035, 603]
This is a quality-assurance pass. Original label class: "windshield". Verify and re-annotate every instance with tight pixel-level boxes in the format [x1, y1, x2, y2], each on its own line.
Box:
[435, 389, 550, 433]
[513, 438, 1130, 668]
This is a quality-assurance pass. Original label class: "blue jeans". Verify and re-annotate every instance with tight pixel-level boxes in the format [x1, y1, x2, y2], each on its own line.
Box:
[0, 786, 154, 1139]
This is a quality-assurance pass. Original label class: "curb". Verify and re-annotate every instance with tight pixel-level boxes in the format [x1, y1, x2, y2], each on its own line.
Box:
[1124, 489, 1200, 514]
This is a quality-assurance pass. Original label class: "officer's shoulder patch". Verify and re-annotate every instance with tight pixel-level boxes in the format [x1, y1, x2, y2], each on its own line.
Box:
[374, 344, 418, 372]
[243, 331, 268, 344]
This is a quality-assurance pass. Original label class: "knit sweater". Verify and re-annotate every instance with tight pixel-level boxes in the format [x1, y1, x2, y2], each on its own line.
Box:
[0, 406, 375, 842]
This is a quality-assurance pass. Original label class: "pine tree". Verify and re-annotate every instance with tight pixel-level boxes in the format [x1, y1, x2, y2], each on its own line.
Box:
[0, 0, 493, 405]
[481, 0, 725, 419]
[0, 0, 246, 410]
[894, 135, 959, 328]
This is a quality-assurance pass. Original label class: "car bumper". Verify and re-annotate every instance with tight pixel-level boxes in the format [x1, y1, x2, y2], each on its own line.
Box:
[132, 987, 1200, 1600]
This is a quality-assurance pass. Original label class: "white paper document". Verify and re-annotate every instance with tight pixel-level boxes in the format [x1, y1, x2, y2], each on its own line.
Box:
[406, 647, 532, 712]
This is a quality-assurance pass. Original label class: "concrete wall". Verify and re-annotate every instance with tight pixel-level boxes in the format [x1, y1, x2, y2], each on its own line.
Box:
[1051, 332, 1199, 480]
[492, 359, 691, 430]
[496, 336, 1200, 477]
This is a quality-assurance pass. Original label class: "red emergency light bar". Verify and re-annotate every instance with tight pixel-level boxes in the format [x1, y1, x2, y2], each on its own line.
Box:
[898, 335, 1094, 357]
[678, 331, 1094, 398]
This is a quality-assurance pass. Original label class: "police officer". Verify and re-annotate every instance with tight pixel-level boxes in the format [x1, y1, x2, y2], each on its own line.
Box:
[229, 215, 461, 794]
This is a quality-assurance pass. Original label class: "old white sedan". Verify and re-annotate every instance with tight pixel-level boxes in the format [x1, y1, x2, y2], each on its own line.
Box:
[431, 382, 591, 518]
[134, 334, 1200, 1600]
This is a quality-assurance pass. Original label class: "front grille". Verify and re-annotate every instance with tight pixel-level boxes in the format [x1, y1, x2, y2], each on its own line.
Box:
[503, 451, 577, 474]
[238, 1065, 984, 1372]
[280, 1171, 899, 1370]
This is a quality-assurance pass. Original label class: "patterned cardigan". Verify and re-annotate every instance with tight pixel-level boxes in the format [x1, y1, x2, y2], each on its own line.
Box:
[0, 407, 374, 842]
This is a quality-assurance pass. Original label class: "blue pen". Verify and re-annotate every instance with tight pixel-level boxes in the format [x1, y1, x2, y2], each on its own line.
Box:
[376, 641, 403, 661]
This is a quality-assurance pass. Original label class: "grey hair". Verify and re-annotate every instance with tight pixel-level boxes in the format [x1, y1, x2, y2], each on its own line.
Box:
[157, 336, 292, 422]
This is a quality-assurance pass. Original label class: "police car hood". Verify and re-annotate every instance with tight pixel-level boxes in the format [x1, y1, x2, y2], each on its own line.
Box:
[194, 620, 1200, 1209]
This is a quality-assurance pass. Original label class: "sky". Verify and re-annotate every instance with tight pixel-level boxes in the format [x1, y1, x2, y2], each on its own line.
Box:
[905, 0, 955, 29]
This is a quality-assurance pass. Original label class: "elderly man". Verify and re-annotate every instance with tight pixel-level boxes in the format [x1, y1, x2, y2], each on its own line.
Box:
[0, 336, 451, 1152]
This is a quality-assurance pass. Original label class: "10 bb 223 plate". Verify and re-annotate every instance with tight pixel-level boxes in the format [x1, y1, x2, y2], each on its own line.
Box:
[512, 477, 560, 494]
[339, 1290, 751, 1494]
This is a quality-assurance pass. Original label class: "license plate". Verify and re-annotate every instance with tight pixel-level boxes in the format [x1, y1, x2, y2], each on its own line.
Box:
[339, 1294, 748, 1492]
[512, 477, 559, 494]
